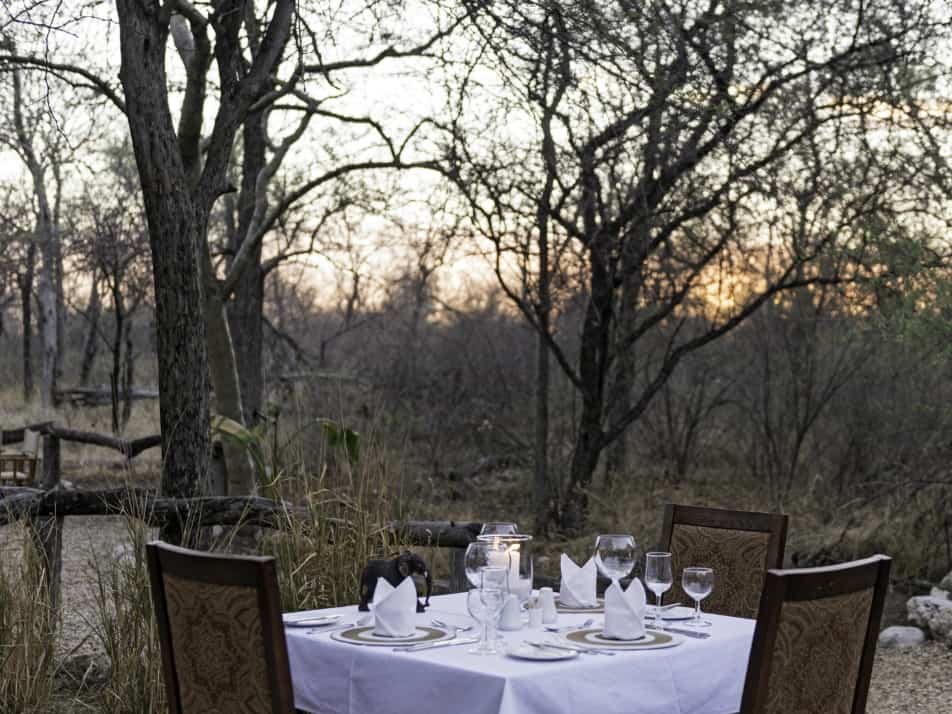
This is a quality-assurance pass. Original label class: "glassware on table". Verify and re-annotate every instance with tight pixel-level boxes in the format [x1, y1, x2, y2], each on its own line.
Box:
[594, 534, 638, 583]
[464, 541, 501, 589]
[682, 567, 714, 628]
[466, 566, 508, 654]
[644, 552, 673, 630]
[479, 522, 518, 536]
[476, 533, 533, 604]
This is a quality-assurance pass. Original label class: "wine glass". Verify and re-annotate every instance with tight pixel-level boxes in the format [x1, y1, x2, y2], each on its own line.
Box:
[464, 541, 498, 588]
[466, 567, 507, 654]
[682, 567, 714, 628]
[479, 522, 518, 536]
[644, 552, 673, 630]
[594, 534, 638, 583]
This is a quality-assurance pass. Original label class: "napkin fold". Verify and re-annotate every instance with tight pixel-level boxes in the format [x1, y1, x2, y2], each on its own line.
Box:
[558, 554, 598, 608]
[602, 578, 647, 640]
[372, 576, 417, 637]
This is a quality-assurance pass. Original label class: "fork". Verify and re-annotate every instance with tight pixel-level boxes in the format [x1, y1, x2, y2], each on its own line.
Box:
[308, 614, 372, 635]
[545, 618, 595, 633]
[431, 618, 475, 633]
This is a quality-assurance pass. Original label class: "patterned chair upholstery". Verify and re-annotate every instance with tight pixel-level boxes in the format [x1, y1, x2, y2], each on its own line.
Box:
[661, 505, 787, 619]
[146, 542, 295, 714]
[740, 555, 891, 714]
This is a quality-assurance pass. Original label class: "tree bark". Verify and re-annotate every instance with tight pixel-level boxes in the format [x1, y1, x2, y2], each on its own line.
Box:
[116, 0, 210, 507]
[79, 272, 101, 386]
[227, 109, 268, 422]
[17, 242, 35, 402]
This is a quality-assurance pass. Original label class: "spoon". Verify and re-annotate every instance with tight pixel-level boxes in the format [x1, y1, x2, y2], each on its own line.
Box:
[545, 618, 595, 633]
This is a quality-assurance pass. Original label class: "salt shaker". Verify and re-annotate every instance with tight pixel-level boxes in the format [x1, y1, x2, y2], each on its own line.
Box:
[528, 596, 543, 628]
[540, 586, 557, 624]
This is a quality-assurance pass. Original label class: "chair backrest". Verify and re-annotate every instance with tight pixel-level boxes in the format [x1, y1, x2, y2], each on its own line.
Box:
[660, 504, 788, 618]
[740, 555, 891, 714]
[146, 541, 295, 714]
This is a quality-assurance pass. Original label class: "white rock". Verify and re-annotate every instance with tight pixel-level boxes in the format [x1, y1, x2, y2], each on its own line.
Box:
[939, 571, 952, 593]
[878, 626, 926, 649]
[907, 594, 952, 646]
[931, 585, 951, 601]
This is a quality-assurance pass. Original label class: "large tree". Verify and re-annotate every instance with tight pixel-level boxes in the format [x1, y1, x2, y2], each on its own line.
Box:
[445, 0, 952, 530]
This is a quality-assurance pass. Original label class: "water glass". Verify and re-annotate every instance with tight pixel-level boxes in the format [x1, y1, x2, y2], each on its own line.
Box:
[644, 552, 673, 629]
[464, 541, 500, 589]
[594, 534, 637, 583]
[682, 567, 714, 628]
[466, 567, 507, 654]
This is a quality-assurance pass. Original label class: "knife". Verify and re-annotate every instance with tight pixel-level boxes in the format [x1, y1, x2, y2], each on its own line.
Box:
[394, 637, 480, 653]
[663, 627, 711, 639]
[526, 640, 616, 656]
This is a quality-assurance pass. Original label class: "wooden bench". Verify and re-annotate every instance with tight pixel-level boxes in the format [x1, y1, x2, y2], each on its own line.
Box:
[0, 429, 41, 486]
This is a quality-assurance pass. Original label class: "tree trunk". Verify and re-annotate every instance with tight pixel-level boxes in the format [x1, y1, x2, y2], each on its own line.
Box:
[227, 109, 268, 422]
[205, 281, 257, 495]
[18, 243, 35, 402]
[37, 216, 59, 408]
[116, 0, 210, 511]
[79, 272, 102, 386]
[121, 318, 134, 430]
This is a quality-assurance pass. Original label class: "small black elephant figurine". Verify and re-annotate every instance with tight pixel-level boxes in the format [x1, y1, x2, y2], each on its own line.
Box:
[358, 551, 432, 612]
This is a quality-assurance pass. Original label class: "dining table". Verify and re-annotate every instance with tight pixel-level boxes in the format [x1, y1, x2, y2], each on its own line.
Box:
[285, 592, 755, 714]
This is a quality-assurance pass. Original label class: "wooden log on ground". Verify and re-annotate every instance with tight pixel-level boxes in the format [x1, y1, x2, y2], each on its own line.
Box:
[56, 386, 159, 408]
[0, 487, 314, 529]
[388, 520, 482, 549]
[0, 423, 160, 460]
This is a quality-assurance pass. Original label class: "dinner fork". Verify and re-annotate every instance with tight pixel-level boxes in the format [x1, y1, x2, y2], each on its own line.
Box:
[544, 618, 595, 633]
[431, 618, 475, 633]
[308, 614, 372, 635]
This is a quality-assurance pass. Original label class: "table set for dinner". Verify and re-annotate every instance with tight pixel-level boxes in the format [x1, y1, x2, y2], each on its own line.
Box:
[283, 522, 755, 714]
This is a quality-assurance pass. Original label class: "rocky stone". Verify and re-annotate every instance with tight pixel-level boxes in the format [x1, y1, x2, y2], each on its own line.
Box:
[931, 586, 951, 601]
[940, 571, 952, 593]
[56, 652, 111, 693]
[908, 594, 952, 646]
[879, 626, 927, 649]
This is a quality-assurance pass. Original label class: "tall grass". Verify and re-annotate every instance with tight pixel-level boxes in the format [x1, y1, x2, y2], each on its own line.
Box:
[0, 526, 56, 714]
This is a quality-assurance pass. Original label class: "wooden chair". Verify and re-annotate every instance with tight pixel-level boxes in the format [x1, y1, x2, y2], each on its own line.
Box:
[660, 504, 788, 618]
[740, 555, 891, 714]
[0, 429, 40, 486]
[146, 541, 295, 714]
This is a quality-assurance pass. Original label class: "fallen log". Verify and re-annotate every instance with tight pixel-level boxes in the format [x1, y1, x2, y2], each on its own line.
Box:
[0, 487, 312, 529]
[0, 488, 483, 549]
[0, 423, 160, 460]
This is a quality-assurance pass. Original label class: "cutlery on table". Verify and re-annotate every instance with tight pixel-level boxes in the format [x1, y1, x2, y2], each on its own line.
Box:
[394, 637, 480, 653]
[663, 626, 711, 639]
[544, 617, 595, 633]
[526, 640, 615, 656]
[659, 602, 683, 610]
[308, 615, 372, 635]
[431, 619, 474, 633]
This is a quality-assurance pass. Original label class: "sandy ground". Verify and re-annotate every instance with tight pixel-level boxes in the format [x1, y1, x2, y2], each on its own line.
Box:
[2, 516, 950, 712]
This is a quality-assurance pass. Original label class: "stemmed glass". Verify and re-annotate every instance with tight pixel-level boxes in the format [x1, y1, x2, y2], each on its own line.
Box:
[682, 567, 714, 628]
[464, 541, 499, 588]
[479, 522, 518, 536]
[644, 552, 673, 630]
[594, 534, 638, 584]
[466, 566, 507, 654]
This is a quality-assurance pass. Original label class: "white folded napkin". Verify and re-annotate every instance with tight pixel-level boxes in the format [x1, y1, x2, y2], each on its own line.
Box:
[602, 578, 647, 640]
[558, 554, 598, 608]
[372, 576, 417, 637]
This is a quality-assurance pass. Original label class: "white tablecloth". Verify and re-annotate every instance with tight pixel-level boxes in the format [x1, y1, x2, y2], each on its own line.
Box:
[286, 593, 754, 714]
